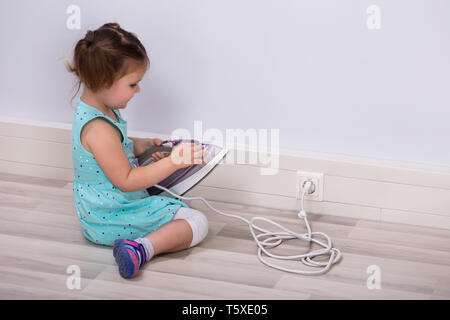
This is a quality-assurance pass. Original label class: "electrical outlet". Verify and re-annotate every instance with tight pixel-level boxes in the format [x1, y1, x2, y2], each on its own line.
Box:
[296, 171, 324, 201]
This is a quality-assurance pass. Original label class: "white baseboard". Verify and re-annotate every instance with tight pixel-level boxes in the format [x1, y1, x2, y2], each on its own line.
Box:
[1, 116, 450, 230]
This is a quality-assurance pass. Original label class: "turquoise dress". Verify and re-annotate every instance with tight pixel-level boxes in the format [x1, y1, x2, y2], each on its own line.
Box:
[71, 98, 189, 246]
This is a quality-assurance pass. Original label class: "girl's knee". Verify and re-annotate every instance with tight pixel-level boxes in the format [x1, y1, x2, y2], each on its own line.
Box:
[174, 208, 209, 248]
[187, 210, 209, 248]
[196, 211, 209, 239]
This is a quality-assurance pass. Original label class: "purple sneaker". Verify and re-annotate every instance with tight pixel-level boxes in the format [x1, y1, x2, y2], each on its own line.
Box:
[113, 239, 145, 279]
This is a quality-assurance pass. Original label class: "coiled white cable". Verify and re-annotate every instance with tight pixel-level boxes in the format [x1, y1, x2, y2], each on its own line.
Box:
[154, 180, 342, 275]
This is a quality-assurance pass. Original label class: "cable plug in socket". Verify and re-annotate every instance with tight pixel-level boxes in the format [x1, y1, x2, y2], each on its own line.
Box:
[303, 179, 315, 194]
[296, 171, 324, 201]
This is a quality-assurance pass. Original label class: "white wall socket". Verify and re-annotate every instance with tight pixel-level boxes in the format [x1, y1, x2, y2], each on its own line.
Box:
[296, 171, 324, 201]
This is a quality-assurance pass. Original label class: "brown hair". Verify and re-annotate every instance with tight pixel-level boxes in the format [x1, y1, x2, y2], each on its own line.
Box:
[64, 22, 149, 103]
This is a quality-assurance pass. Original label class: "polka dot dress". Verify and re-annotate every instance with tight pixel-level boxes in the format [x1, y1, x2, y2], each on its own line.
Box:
[71, 98, 189, 246]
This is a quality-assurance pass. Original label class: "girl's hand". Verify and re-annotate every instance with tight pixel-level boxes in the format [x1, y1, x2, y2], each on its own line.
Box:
[133, 137, 152, 157]
[151, 138, 170, 162]
[169, 142, 208, 168]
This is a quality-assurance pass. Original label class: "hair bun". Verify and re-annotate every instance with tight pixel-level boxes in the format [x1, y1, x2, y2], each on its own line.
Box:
[84, 30, 93, 39]
[83, 30, 96, 48]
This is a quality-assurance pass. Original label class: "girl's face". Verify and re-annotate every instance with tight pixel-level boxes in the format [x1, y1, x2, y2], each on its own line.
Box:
[99, 64, 147, 110]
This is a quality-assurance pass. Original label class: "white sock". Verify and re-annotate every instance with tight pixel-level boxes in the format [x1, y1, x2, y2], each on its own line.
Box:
[134, 237, 155, 263]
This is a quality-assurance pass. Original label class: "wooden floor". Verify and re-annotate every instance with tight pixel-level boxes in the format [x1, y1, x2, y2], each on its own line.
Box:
[0, 171, 449, 300]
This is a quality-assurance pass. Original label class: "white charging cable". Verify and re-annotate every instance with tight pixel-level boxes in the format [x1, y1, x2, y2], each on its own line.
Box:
[154, 180, 342, 275]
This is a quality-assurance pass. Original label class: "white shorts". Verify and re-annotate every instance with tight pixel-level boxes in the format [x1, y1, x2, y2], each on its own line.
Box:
[172, 207, 209, 248]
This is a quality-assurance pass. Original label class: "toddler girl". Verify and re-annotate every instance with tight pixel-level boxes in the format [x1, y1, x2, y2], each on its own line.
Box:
[65, 22, 209, 279]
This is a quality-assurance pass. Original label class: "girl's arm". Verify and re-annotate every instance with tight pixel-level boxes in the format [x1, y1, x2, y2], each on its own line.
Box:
[124, 157, 178, 192]
[84, 120, 205, 192]
[84, 120, 179, 192]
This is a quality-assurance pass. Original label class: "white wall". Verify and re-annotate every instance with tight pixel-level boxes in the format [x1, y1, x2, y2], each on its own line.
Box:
[1, 0, 449, 168]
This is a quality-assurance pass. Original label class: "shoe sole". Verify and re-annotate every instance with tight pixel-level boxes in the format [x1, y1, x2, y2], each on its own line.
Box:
[113, 239, 139, 279]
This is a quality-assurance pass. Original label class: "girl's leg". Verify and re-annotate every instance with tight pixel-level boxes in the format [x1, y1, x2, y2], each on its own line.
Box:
[145, 207, 209, 255]
[144, 218, 193, 255]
